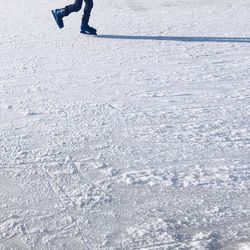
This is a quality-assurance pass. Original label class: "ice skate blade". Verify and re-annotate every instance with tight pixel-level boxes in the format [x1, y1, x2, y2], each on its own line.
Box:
[80, 31, 97, 36]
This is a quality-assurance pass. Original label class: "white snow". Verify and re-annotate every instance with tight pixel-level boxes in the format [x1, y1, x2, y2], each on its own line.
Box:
[0, 0, 250, 249]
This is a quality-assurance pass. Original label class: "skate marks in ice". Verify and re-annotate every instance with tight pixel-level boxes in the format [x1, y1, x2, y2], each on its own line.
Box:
[119, 0, 233, 12]
[0, 176, 32, 249]
[125, 0, 184, 11]
[117, 162, 250, 189]
[43, 160, 113, 210]
[107, 0, 166, 11]
[237, 242, 250, 250]
[125, 0, 146, 12]
[0, 175, 23, 198]
[120, 217, 222, 249]
[106, 0, 128, 10]
[0, 105, 46, 125]
[116, 198, 250, 250]
[109, 0, 201, 14]
[0, 92, 249, 247]
[0, 155, 115, 249]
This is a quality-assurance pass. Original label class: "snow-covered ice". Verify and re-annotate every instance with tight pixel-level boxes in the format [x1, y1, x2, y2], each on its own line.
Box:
[0, 0, 250, 249]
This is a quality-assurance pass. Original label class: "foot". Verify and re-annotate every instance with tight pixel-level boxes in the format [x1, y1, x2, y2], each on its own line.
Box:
[80, 25, 97, 35]
[51, 9, 64, 29]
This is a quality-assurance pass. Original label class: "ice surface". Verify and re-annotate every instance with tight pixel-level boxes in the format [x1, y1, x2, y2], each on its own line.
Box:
[0, 0, 250, 249]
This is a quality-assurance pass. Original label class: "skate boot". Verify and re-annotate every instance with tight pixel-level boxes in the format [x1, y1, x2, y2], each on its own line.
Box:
[80, 15, 97, 35]
[51, 9, 65, 29]
[80, 24, 97, 35]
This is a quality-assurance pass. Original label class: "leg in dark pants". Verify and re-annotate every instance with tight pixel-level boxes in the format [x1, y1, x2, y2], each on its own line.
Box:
[82, 0, 93, 25]
[64, 0, 83, 16]
[64, 0, 93, 25]
[81, 0, 96, 34]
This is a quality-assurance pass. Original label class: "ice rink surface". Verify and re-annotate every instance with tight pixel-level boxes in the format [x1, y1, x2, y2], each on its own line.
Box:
[0, 0, 250, 249]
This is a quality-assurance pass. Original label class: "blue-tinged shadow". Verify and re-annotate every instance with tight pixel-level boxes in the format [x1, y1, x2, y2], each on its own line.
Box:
[98, 34, 250, 43]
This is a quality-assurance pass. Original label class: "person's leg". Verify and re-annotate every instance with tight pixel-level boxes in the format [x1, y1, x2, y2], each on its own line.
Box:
[52, 0, 83, 29]
[82, 0, 93, 25]
[64, 0, 83, 16]
[80, 0, 96, 34]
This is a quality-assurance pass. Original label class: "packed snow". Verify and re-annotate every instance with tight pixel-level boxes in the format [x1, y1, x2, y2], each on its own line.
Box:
[0, 0, 250, 249]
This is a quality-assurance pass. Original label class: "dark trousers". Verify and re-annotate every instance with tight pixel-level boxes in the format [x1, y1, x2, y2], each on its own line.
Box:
[64, 0, 93, 24]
